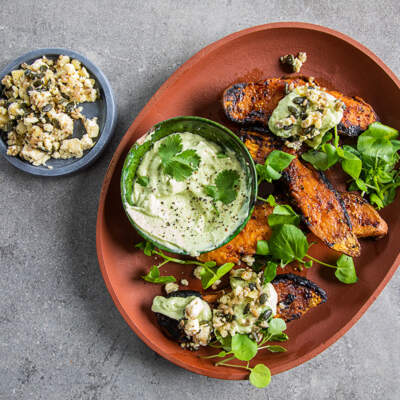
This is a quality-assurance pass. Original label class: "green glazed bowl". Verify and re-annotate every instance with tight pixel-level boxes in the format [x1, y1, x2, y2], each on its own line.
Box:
[120, 116, 257, 255]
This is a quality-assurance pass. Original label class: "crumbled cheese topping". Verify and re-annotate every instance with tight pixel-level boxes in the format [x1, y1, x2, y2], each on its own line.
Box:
[164, 282, 179, 294]
[0, 55, 99, 167]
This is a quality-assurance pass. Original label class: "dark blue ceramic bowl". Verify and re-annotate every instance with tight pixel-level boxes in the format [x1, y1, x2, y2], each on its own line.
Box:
[0, 48, 117, 176]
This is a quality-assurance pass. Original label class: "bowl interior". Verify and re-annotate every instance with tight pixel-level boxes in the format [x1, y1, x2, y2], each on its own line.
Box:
[0, 48, 115, 176]
[121, 116, 257, 255]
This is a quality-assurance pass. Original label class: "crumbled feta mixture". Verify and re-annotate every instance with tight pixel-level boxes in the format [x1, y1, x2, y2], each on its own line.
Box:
[193, 266, 203, 280]
[280, 52, 307, 73]
[0, 55, 99, 167]
[180, 279, 189, 286]
[164, 282, 179, 294]
[212, 268, 277, 341]
[179, 297, 212, 350]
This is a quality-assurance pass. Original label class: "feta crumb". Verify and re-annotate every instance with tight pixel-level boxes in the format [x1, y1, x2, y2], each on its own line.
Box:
[193, 266, 203, 280]
[164, 282, 179, 294]
[180, 279, 189, 286]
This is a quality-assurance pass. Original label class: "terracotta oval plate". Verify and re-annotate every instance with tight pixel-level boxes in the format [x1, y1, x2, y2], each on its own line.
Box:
[96, 22, 400, 380]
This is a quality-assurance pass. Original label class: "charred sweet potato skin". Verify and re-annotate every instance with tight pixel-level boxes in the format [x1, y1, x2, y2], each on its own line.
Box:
[198, 203, 274, 265]
[340, 191, 388, 238]
[284, 160, 361, 257]
[272, 274, 327, 322]
[223, 77, 377, 136]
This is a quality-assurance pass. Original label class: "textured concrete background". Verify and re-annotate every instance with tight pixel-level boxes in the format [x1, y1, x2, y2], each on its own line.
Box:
[0, 1, 399, 399]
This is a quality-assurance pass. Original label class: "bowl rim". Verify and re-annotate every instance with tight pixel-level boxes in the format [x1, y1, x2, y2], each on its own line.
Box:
[120, 115, 258, 256]
[97, 22, 400, 380]
[0, 47, 117, 176]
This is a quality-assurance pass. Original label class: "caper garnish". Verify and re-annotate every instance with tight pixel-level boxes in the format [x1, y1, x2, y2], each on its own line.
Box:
[259, 309, 272, 321]
[293, 96, 307, 105]
[259, 293, 268, 305]
[288, 105, 299, 118]
[304, 125, 315, 134]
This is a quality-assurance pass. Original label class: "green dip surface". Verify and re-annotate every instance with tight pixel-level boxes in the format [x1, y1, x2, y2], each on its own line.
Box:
[125, 132, 249, 256]
[268, 85, 344, 149]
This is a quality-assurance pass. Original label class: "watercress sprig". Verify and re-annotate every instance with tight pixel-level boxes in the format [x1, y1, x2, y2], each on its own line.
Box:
[136, 241, 233, 288]
[202, 318, 288, 388]
[301, 122, 400, 209]
[256, 150, 295, 184]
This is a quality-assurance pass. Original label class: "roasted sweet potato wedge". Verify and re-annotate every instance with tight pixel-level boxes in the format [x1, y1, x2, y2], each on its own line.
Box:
[285, 159, 361, 257]
[223, 77, 377, 136]
[241, 130, 360, 256]
[340, 191, 388, 238]
[272, 274, 327, 322]
[198, 202, 274, 265]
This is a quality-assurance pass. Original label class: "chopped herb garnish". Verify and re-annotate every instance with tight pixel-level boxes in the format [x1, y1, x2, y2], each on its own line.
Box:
[205, 169, 240, 205]
[136, 175, 149, 187]
[158, 134, 201, 181]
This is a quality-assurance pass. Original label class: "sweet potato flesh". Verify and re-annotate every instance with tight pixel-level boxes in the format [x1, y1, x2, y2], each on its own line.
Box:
[198, 203, 273, 265]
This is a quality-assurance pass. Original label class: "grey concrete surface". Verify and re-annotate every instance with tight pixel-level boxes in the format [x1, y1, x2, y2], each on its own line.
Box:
[0, 1, 399, 399]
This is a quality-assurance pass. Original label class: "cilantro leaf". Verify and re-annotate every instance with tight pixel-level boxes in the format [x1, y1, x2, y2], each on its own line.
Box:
[205, 170, 240, 205]
[136, 176, 149, 187]
[158, 135, 200, 181]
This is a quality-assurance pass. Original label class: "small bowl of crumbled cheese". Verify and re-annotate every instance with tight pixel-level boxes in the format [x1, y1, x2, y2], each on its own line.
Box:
[0, 48, 116, 176]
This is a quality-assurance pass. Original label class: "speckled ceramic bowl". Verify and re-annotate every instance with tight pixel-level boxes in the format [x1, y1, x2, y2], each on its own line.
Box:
[0, 48, 117, 176]
[120, 116, 257, 255]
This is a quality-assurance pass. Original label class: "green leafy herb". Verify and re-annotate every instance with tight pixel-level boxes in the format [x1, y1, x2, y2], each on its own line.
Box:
[256, 240, 269, 255]
[136, 175, 149, 187]
[136, 241, 232, 288]
[267, 204, 300, 227]
[231, 334, 258, 361]
[335, 254, 358, 284]
[256, 150, 295, 184]
[268, 318, 287, 336]
[249, 364, 271, 388]
[158, 135, 201, 181]
[141, 265, 176, 284]
[217, 152, 228, 158]
[265, 345, 287, 353]
[200, 262, 235, 289]
[268, 224, 309, 265]
[205, 169, 240, 205]
[263, 260, 278, 283]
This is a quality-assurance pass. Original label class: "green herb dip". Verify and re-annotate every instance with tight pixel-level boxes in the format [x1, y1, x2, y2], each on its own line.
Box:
[151, 295, 212, 321]
[268, 85, 344, 149]
[125, 132, 249, 256]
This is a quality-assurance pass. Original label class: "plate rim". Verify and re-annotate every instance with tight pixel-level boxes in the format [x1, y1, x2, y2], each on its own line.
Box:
[0, 47, 117, 176]
[96, 22, 400, 380]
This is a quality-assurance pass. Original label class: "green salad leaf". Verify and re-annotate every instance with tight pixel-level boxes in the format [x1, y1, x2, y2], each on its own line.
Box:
[249, 364, 271, 388]
[141, 265, 176, 284]
[200, 262, 235, 289]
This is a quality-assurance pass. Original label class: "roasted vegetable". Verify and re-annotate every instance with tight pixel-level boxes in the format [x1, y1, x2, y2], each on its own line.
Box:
[223, 77, 377, 136]
[242, 130, 388, 240]
[284, 159, 361, 257]
[272, 273, 327, 322]
[340, 191, 388, 238]
[198, 202, 274, 265]
[154, 290, 202, 343]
